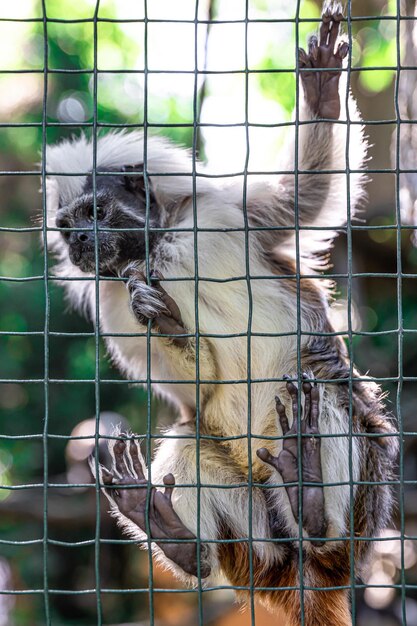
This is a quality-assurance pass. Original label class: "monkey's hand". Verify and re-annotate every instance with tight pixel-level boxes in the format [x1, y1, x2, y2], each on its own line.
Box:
[299, 3, 349, 120]
[121, 266, 188, 347]
[256, 374, 328, 544]
[97, 437, 211, 578]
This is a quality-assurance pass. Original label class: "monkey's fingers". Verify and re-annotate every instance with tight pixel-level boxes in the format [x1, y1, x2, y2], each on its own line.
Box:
[275, 395, 290, 435]
[328, 10, 343, 50]
[119, 264, 145, 283]
[320, 3, 343, 48]
[154, 314, 188, 348]
[97, 464, 121, 499]
[158, 290, 183, 326]
[302, 372, 312, 426]
[129, 438, 147, 481]
[308, 385, 320, 430]
[284, 375, 300, 429]
[320, 8, 332, 46]
[322, 2, 343, 23]
[298, 47, 311, 69]
[336, 41, 349, 61]
[113, 438, 130, 477]
[100, 465, 115, 485]
[256, 447, 279, 471]
[150, 272, 184, 325]
[308, 35, 319, 62]
[163, 473, 175, 504]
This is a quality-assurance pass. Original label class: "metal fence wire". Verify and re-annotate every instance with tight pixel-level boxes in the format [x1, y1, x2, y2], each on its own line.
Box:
[1, 0, 416, 625]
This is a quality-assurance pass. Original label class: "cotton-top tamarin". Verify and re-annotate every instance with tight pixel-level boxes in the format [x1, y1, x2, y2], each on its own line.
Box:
[44, 5, 397, 625]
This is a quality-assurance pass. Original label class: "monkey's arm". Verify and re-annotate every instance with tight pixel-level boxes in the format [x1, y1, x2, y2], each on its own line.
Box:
[248, 4, 366, 254]
[227, 376, 354, 626]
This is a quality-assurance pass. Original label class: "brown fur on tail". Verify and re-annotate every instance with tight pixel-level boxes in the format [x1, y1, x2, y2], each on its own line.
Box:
[218, 524, 352, 626]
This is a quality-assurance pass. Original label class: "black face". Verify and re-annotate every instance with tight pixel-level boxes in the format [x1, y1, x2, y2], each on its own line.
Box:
[55, 169, 159, 275]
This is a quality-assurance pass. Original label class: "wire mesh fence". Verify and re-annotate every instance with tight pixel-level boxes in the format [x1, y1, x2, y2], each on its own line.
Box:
[0, 1, 416, 625]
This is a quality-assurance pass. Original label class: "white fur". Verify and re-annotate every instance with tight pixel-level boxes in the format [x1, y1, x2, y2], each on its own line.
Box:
[46, 86, 366, 579]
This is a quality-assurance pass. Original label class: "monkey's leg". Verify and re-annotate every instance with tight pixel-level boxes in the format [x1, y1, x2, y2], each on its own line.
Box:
[121, 266, 188, 347]
[249, 377, 351, 624]
[97, 437, 211, 578]
[257, 374, 327, 543]
[299, 3, 348, 120]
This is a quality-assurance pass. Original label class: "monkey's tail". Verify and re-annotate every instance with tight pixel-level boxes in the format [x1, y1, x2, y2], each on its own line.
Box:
[217, 523, 352, 625]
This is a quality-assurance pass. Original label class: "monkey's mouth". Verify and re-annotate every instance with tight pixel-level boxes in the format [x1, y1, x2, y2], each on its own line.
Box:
[69, 244, 118, 274]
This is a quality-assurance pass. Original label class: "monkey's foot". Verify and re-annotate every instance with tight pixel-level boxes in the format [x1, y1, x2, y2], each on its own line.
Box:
[299, 2, 349, 119]
[256, 374, 327, 543]
[98, 436, 211, 578]
[121, 266, 188, 347]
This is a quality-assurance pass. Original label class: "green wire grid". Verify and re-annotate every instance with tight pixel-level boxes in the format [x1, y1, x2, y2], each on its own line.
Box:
[0, 1, 414, 625]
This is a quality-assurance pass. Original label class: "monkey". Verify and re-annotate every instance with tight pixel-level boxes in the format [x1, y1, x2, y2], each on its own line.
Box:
[44, 5, 398, 625]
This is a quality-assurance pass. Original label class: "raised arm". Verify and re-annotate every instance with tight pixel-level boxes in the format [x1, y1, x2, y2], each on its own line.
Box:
[248, 3, 367, 260]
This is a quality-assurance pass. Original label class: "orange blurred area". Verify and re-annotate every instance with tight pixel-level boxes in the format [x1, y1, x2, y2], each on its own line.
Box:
[150, 562, 286, 626]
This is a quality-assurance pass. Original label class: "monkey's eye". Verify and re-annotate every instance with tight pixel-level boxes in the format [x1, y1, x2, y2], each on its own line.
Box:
[89, 205, 105, 220]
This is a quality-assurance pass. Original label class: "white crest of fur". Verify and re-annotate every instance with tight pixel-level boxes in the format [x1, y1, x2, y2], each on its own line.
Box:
[45, 130, 212, 214]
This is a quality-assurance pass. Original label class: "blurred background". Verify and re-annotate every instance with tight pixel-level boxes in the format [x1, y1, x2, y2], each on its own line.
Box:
[0, 0, 417, 624]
